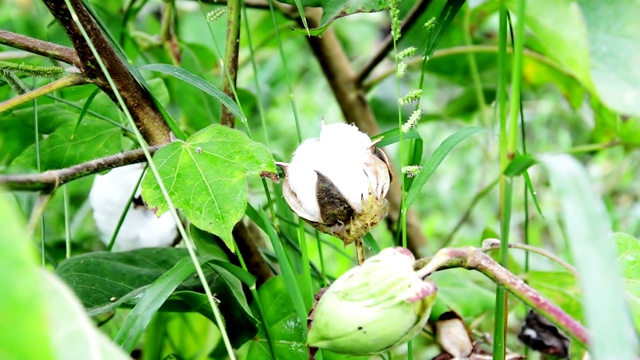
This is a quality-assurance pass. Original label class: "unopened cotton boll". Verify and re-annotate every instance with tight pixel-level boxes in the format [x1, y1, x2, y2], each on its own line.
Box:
[277, 123, 393, 245]
[89, 164, 178, 251]
[307, 247, 437, 355]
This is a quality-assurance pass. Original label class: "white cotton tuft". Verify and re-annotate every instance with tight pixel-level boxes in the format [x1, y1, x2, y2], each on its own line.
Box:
[89, 164, 178, 251]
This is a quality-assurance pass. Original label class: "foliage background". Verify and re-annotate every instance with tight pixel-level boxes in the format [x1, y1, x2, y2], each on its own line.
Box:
[1, 0, 640, 359]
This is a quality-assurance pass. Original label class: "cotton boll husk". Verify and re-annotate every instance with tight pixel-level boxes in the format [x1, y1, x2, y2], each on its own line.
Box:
[89, 164, 178, 251]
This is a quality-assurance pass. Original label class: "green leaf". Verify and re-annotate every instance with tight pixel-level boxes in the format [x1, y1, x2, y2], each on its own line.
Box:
[141, 124, 275, 250]
[405, 126, 486, 209]
[372, 127, 421, 147]
[277, 0, 388, 35]
[113, 256, 211, 351]
[0, 195, 54, 359]
[55, 248, 258, 348]
[41, 271, 130, 359]
[539, 154, 638, 358]
[138, 63, 244, 121]
[524, 0, 592, 89]
[12, 119, 121, 170]
[527, 271, 583, 323]
[578, 0, 640, 117]
[504, 154, 537, 177]
[613, 232, 640, 331]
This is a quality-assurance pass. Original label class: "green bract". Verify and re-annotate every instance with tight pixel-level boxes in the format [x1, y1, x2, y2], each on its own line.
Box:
[307, 247, 437, 355]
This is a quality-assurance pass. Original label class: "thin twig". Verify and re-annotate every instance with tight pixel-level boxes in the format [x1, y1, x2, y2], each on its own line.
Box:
[0, 29, 81, 66]
[355, 0, 433, 84]
[0, 73, 87, 113]
[414, 246, 590, 347]
[364, 45, 575, 91]
[481, 239, 578, 276]
[442, 177, 499, 247]
[27, 193, 54, 238]
[0, 146, 161, 192]
[355, 238, 365, 265]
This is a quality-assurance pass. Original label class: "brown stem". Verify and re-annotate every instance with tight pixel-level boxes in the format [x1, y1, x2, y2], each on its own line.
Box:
[220, 0, 242, 127]
[0, 146, 161, 192]
[415, 246, 590, 347]
[355, 0, 433, 84]
[42, 0, 171, 145]
[303, 14, 429, 256]
[0, 29, 81, 66]
[355, 238, 365, 265]
[233, 221, 273, 286]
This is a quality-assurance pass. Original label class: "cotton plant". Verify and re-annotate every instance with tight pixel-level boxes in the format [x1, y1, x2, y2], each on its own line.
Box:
[89, 164, 178, 251]
[276, 123, 393, 264]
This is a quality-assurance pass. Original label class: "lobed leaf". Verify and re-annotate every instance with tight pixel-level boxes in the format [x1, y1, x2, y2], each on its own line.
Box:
[141, 124, 275, 250]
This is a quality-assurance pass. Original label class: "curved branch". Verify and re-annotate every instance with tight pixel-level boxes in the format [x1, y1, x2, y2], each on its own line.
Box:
[415, 246, 590, 347]
[0, 146, 161, 192]
[0, 74, 87, 113]
[0, 30, 80, 66]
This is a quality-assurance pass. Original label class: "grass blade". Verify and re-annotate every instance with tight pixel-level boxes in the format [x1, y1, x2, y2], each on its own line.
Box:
[540, 154, 637, 358]
[138, 63, 243, 122]
[113, 255, 212, 352]
[405, 126, 486, 209]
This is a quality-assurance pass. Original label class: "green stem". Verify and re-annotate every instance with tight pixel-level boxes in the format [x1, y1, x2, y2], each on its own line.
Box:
[63, 185, 71, 259]
[494, 3, 510, 359]
[62, 1, 236, 358]
[415, 246, 590, 347]
[106, 164, 147, 251]
[0, 73, 85, 113]
[463, 6, 489, 128]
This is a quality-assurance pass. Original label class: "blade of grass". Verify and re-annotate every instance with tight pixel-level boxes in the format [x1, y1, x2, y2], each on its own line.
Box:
[71, 87, 100, 138]
[138, 64, 243, 120]
[113, 255, 213, 351]
[540, 154, 637, 358]
[257, 207, 309, 334]
[405, 126, 486, 209]
[65, 3, 236, 358]
[106, 164, 147, 252]
[63, 185, 71, 259]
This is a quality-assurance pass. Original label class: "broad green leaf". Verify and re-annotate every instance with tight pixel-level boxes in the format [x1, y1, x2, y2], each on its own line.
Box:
[405, 126, 486, 209]
[138, 63, 244, 121]
[0, 194, 129, 359]
[41, 271, 130, 359]
[247, 276, 365, 360]
[141, 124, 275, 250]
[578, 0, 640, 117]
[539, 154, 637, 358]
[614, 232, 640, 330]
[0, 194, 54, 359]
[277, 0, 388, 35]
[55, 248, 258, 348]
[12, 119, 121, 170]
[524, 0, 593, 89]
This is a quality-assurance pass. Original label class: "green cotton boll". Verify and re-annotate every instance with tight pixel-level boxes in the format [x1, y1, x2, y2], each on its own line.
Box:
[307, 247, 437, 355]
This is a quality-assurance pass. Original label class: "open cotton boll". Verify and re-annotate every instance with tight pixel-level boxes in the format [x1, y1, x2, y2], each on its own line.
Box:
[89, 164, 178, 251]
[277, 122, 393, 247]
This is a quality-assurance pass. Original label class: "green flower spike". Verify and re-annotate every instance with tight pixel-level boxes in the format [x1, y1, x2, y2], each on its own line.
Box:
[307, 247, 437, 355]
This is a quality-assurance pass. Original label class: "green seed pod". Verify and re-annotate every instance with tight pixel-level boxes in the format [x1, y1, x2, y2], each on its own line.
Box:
[307, 247, 437, 355]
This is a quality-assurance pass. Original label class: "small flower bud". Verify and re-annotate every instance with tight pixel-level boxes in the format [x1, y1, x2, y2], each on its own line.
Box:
[89, 164, 178, 251]
[277, 123, 393, 245]
[307, 247, 437, 355]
